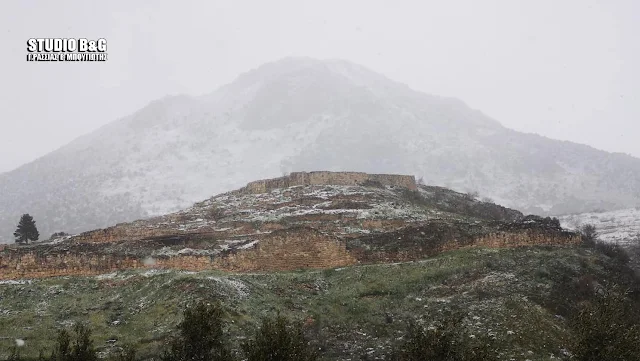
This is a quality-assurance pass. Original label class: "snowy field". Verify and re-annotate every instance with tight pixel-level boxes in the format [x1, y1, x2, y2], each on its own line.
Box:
[559, 208, 640, 244]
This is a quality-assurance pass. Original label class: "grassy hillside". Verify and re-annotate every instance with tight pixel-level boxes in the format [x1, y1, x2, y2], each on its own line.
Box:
[2, 244, 639, 360]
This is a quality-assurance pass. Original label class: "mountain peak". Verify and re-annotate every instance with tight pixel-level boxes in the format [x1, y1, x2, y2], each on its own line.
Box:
[226, 57, 406, 96]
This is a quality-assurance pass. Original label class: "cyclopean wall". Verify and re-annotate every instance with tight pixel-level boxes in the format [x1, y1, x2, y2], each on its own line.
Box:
[239, 171, 417, 194]
[0, 225, 580, 280]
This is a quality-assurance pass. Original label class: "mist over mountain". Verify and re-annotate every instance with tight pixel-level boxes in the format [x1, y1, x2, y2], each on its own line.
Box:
[1, 56, 639, 243]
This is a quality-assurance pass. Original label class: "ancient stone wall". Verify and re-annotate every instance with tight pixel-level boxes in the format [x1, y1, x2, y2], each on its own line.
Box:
[0, 228, 357, 280]
[473, 230, 581, 248]
[213, 228, 357, 272]
[347, 224, 581, 264]
[240, 171, 417, 194]
[0, 225, 580, 280]
[71, 226, 181, 244]
[0, 250, 141, 279]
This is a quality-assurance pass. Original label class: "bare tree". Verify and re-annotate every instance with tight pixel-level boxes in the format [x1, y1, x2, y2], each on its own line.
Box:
[578, 224, 598, 247]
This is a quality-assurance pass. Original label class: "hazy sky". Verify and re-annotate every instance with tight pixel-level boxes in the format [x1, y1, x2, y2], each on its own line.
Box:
[0, 0, 638, 173]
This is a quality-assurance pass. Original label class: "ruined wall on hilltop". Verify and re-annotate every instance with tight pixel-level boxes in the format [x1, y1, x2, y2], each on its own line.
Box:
[348, 224, 581, 264]
[212, 228, 357, 272]
[71, 226, 180, 244]
[0, 228, 358, 280]
[0, 249, 141, 279]
[472, 229, 581, 248]
[0, 247, 219, 280]
[63, 171, 416, 244]
[240, 171, 417, 194]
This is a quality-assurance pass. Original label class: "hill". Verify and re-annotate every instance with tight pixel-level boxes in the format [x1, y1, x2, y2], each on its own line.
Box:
[2, 245, 638, 360]
[2, 175, 638, 360]
[2, 57, 640, 242]
[0, 172, 577, 280]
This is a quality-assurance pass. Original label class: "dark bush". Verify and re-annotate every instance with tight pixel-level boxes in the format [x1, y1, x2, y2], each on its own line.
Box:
[242, 315, 317, 361]
[49, 232, 70, 239]
[160, 301, 232, 361]
[390, 317, 497, 361]
[595, 241, 630, 265]
[464, 191, 479, 201]
[207, 207, 226, 221]
[7, 346, 21, 361]
[49, 323, 98, 361]
[110, 345, 136, 361]
[578, 224, 598, 248]
[627, 234, 640, 264]
[570, 287, 640, 361]
[400, 189, 428, 206]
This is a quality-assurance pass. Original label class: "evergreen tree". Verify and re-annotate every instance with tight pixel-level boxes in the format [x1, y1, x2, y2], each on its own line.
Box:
[13, 213, 39, 244]
[49, 323, 98, 361]
[161, 301, 232, 361]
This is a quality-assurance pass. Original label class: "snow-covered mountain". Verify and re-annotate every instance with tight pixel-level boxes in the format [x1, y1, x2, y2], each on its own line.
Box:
[2, 56, 640, 243]
[559, 208, 640, 244]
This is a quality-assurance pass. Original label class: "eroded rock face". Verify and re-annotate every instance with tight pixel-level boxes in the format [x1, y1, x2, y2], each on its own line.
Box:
[0, 177, 577, 280]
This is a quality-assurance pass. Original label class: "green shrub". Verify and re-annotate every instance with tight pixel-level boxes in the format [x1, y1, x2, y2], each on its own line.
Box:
[595, 241, 630, 265]
[161, 302, 231, 361]
[7, 346, 21, 361]
[160, 301, 232, 361]
[390, 317, 497, 361]
[570, 287, 640, 361]
[49, 323, 98, 361]
[242, 315, 317, 361]
[110, 345, 137, 361]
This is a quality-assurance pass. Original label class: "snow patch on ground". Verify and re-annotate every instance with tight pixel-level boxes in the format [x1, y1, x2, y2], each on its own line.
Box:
[237, 240, 259, 250]
[95, 272, 119, 280]
[207, 277, 250, 298]
[0, 280, 32, 285]
[141, 269, 172, 277]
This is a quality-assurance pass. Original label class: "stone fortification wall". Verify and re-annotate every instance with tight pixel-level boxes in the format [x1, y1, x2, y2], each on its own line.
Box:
[0, 228, 356, 280]
[212, 227, 357, 272]
[240, 171, 417, 194]
[71, 227, 176, 244]
[0, 224, 580, 280]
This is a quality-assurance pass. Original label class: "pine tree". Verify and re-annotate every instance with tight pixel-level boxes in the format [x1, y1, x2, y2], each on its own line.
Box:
[13, 213, 39, 244]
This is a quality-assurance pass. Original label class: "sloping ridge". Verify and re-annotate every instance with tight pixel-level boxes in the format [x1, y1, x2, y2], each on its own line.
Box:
[0, 175, 579, 279]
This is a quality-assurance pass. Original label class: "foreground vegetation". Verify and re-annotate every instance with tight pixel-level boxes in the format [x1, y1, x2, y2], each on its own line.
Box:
[2, 237, 640, 360]
[6, 287, 640, 361]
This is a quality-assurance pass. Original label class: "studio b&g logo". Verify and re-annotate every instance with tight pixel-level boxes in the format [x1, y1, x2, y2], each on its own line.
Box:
[26, 38, 108, 62]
